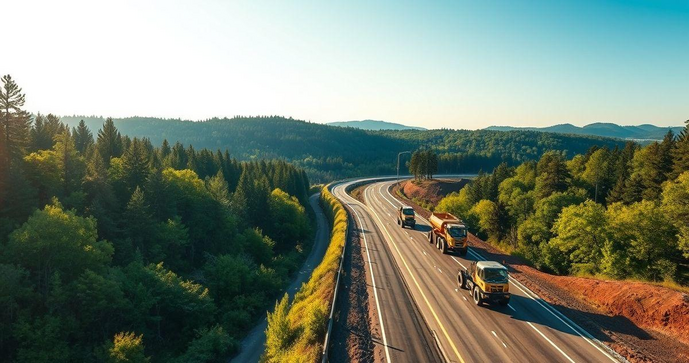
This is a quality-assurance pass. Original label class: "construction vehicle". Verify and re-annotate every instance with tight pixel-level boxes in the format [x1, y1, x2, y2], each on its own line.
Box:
[397, 206, 416, 229]
[457, 261, 510, 306]
[427, 212, 468, 255]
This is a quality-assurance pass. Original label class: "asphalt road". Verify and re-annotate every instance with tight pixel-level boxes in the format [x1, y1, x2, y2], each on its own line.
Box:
[332, 182, 443, 363]
[333, 179, 622, 363]
[230, 193, 331, 363]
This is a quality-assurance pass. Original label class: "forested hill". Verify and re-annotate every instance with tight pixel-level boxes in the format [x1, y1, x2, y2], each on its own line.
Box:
[327, 119, 426, 130]
[60, 116, 626, 181]
[486, 122, 684, 141]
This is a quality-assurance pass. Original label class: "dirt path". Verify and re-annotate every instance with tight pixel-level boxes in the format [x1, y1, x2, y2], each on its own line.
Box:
[230, 193, 331, 363]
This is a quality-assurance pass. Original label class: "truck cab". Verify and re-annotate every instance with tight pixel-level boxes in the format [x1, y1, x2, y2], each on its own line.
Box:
[398, 206, 416, 229]
[458, 261, 510, 306]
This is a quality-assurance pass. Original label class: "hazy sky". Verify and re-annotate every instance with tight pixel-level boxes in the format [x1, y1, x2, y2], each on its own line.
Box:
[4, 0, 688, 129]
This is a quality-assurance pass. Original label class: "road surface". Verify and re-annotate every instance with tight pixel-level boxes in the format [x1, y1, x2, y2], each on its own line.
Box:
[332, 179, 622, 363]
[230, 193, 331, 363]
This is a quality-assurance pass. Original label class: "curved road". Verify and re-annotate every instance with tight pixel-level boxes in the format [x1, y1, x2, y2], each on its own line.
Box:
[332, 179, 622, 363]
[231, 193, 331, 363]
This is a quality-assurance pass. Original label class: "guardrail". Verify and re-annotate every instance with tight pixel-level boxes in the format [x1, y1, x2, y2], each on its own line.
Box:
[320, 179, 389, 362]
[320, 183, 348, 363]
[321, 185, 350, 363]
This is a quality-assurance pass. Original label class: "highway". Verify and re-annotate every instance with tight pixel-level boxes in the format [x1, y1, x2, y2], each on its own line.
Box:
[332, 179, 622, 363]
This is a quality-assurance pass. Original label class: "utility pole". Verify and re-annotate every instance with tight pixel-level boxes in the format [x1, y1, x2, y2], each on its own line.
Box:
[397, 151, 411, 186]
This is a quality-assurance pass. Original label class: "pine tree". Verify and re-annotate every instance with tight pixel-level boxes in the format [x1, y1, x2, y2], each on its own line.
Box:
[124, 187, 153, 259]
[121, 138, 150, 192]
[659, 129, 675, 180]
[0, 75, 31, 163]
[73, 120, 94, 154]
[672, 120, 689, 178]
[96, 118, 123, 166]
[54, 130, 86, 198]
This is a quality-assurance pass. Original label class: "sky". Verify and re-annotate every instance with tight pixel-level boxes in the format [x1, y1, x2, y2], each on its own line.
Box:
[3, 0, 688, 129]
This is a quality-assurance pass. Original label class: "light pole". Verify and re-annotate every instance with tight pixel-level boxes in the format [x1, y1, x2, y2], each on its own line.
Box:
[397, 151, 411, 186]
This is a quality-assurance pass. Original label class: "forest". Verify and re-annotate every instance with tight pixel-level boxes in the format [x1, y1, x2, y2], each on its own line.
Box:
[0, 75, 313, 362]
[436, 123, 689, 285]
[58, 115, 627, 182]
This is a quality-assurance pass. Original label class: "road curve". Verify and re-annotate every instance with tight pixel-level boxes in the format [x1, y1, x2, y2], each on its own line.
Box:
[332, 181, 443, 363]
[231, 193, 331, 363]
[333, 178, 622, 363]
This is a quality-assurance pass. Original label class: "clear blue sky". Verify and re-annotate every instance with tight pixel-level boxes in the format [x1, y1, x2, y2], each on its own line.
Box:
[4, 0, 688, 129]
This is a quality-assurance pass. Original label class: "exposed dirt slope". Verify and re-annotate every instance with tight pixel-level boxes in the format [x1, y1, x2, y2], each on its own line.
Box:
[401, 178, 469, 205]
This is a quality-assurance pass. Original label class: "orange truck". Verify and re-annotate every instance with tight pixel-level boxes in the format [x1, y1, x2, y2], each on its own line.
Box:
[427, 212, 468, 255]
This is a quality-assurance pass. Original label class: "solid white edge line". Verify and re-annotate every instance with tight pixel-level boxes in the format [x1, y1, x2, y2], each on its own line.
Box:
[341, 186, 393, 363]
[527, 322, 575, 363]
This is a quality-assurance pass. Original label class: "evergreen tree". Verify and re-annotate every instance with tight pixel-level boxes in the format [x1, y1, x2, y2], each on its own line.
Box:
[73, 119, 94, 154]
[96, 118, 123, 166]
[123, 187, 154, 260]
[121, 138, 151, 192]
[672, 120, 689, 178]
[0, 74, 31, 163]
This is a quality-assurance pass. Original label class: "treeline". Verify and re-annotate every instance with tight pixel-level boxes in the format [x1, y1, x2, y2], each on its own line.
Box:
[0, 75, 312, 362]
[437, 123, 689, 284]
[408, 149, 438, 180]
[58, 115, 627, 182]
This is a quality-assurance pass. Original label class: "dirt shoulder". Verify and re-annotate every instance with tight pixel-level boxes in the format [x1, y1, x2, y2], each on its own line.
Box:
[329, 202, 378, 362]
[390, 182, 689, 363]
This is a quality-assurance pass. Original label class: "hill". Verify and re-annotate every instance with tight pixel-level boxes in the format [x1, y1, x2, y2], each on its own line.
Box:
[486, 122, 683, 140]
[327, 119, 426, 130]
[59, 116, 626, 182]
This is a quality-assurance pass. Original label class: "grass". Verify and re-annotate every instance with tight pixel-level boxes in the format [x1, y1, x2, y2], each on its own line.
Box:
[262, 186, 347, 362]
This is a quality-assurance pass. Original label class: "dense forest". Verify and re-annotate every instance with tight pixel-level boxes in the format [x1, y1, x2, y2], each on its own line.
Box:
[59, 115, 627, 182]
[0, 75, 313, 362]
[437, 123, 689, 285]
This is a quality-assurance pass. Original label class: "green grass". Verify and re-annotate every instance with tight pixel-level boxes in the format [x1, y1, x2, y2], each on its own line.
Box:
[262, 186, 347, 362]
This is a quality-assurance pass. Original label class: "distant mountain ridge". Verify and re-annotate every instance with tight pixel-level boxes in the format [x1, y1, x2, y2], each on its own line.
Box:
[328, 119, 426, 131]
[486, 122, 683, 140]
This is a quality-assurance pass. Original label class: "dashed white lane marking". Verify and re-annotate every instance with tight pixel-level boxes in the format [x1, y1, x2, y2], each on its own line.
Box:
[422, 251, 427, 256]
[437, 268, 442, 274]
[463, 296, 467, 301]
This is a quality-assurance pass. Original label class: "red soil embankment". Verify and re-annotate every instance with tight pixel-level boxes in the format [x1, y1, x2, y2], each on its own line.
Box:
[401, 179, 469, 205]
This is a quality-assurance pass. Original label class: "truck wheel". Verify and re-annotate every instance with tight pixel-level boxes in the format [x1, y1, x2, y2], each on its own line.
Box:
[457, 271, 466, 289]
[428, 231, 433, 244]
[441, 239, 448, 254]
[472, 286, 482, 306]
[436, 236, 440, 249]
[397, 218, 401, 226]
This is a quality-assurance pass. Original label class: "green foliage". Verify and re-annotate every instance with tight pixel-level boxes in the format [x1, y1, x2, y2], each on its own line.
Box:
[409, 149, 438, 180]
[437, 139, 689, 284]
[263, 187, 346, 362]
[5, 201, 113, 294]
[107, 332, 150, 363]
[0, 92, 314, 361]
[171, 326, 235, 363]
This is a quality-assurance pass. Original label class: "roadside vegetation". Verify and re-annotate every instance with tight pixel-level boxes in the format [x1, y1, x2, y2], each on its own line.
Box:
[0, 75, 313, 362]
[436, 122, 689, 286]
[263, 186, 347, 362]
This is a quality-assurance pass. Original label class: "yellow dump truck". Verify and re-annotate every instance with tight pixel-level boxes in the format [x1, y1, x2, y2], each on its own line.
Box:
[427, 212, 468, 255]
[457, 261, 510, 306]
[397, 206, 416, 229]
